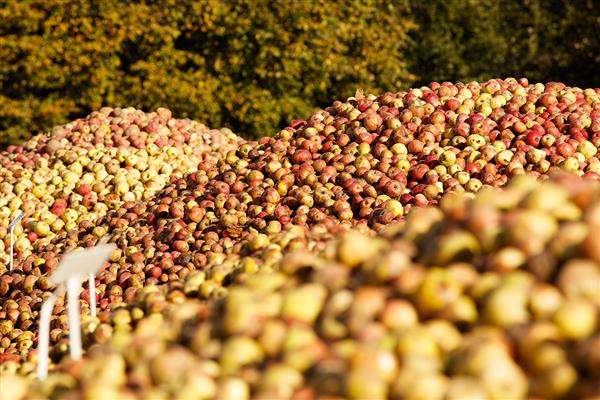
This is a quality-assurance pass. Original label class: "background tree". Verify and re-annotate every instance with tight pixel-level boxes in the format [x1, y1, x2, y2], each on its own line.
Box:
[0, 0, 413, 146]
[1, 0, 598, 147]
[406, 0, 600, 88]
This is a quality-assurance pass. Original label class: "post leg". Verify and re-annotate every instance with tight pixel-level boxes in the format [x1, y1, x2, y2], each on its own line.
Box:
[37, 287, 63, 380]
[88, 274, 96, 318]
[9, 227, 14, 271]
[67, 277, 82, 360]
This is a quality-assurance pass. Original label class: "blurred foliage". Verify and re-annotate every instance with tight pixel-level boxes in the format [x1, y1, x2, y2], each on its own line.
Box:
[0, 0, 414, 146]
[407, 0, 600, 88]
[0, 0, 598, 147]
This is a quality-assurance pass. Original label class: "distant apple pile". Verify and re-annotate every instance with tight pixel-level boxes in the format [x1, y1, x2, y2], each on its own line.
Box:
[0, 107, 240, 264]
[0, 78, 599, 400]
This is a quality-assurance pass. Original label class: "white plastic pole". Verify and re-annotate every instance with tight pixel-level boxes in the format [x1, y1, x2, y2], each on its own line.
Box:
[37, 286, 65, 380]
[8, 212, 25, 271]
[88, 274, 96, 317]
[67, 276, 82, 360]
[37, 243, 115, 380]
[9, 226, 14, 271]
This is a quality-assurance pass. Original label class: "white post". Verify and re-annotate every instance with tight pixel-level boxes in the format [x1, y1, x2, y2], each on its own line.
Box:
[37, 286, 65, 380]
[9, 226, 14, 271]
[8, 212, 25, 271]
[37, 243, 116, 380]
[88, 274, 96, 318]
[67, 276, 82, 360]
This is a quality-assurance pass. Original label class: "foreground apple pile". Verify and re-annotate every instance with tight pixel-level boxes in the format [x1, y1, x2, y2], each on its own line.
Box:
[1, 78, 599, 400]
[3, 174, 600, 400]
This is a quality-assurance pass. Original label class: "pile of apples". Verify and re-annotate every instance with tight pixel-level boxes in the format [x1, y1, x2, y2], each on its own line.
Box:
[0, 79, 599, 400]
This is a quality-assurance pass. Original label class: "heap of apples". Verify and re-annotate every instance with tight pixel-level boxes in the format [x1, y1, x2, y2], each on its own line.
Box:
[0, 79, 599, 400]
[0, 107, 240, 265]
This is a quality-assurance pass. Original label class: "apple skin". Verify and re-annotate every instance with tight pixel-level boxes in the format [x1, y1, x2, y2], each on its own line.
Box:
[50, 199, 68, 217]
[526, 131, 543, 147]
[78, 183, 92, 196]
